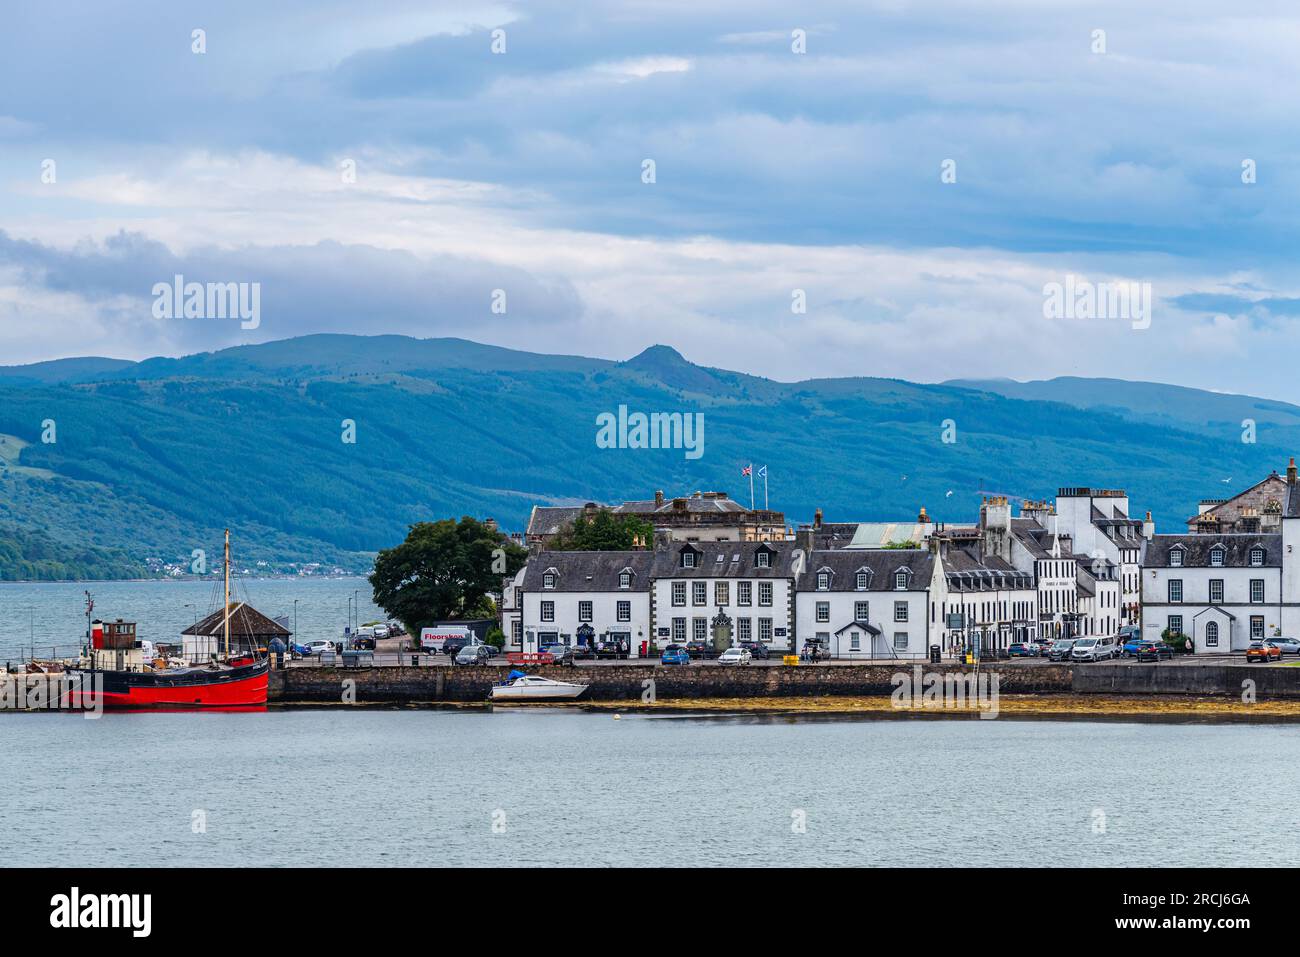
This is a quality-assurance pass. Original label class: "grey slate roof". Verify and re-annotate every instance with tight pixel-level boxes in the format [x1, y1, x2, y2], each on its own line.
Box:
[1144, 534, 1280, 568]
[523, 551, 655, 591]
[653, 540, 799, 578]
[797, 549, 934, 592]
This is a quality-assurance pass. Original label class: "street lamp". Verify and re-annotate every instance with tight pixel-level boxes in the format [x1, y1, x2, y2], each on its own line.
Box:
[293, 599, 299, 640]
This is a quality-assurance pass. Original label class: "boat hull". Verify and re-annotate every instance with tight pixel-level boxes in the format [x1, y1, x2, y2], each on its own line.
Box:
[490, 682, 588, 701]
[68, 659, 270, 709]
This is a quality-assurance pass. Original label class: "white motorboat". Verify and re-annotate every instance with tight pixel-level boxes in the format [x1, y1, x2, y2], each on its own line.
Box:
[490, 672, 589, 701]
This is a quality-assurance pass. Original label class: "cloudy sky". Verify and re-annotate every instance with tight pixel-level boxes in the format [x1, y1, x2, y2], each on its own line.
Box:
[2, 0, 1298, 397]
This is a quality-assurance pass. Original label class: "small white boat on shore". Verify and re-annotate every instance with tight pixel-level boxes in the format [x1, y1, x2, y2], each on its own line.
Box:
[490, 672, 588, 701]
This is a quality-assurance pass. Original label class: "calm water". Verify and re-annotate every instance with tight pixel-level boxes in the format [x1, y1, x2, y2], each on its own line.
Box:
[0, 578, 384, 662]
[2, 709, 1297, 867]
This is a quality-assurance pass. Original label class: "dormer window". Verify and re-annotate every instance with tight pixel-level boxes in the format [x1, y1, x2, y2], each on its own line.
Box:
[1169, 548, 1184, 567]
[1209, 546, 1225, 567]
[894, 570, 909, 590]
[619, 570, 632, 589]
[542, 571, 557, 589]
[682, 551, 696, 569]
[756, 551, 771, 568]
[855, 571, 868, 590]
[1250, 547, 1265, 567]
[817, 571, 830, 590]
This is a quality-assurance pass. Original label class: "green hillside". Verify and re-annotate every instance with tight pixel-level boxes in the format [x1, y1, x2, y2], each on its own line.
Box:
[0, 335, 1292, 580]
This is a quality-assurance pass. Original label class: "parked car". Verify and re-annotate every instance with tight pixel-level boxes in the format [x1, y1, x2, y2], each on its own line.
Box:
[739, 640, 770, 660]
[372, 624, 390, 640]
[442, 633, 477, 658]
[1007, 642, 1037, 658]
[594, 636, 629, 659]
[571, 643, 596, 661]
[800, 639, 831, 662]
[303, 639, 335, 657]
[1135, 641, 1174, 662]
[660, 644, 691, 666]
[1047, 639, 1076, 662]
[350, 635, 376, 651]
[686, 640, 717, 660]
[1031, 639, 1054, 656]
[1120, 634, 1149, 658]
[289, 641, 312, 659]
[718, 646, 753, 666]
[455, 644, 493, 666]
[1268, 636, 1300, 656]
[1071, 637, 1117, 662]
[541, 643, 575, 666]
[1247, 640, 1283, 663]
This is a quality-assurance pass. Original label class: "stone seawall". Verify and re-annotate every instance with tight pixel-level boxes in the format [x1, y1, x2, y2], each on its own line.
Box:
[270, 663, 1072, 704]
[267, 661, 1300, 705]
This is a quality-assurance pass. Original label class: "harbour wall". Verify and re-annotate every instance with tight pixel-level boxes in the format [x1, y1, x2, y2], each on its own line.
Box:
[266, 662, 1298, 704]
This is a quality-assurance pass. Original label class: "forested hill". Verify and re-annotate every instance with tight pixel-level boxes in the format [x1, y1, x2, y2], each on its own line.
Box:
[0, 334, 1294, 579]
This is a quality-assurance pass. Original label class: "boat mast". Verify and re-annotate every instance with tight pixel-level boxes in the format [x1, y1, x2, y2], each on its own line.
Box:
[223, 529, 231, 659]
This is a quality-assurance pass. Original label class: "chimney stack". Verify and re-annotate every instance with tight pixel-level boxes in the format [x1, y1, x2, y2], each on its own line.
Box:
[796, 524, 815, 555]
[654, 490, 664, 507]
[1289, 458, 1297, 486]
[918, 505, 929, 524]
[1143, 510, 1155, 540]
[813, 507, 823, 529]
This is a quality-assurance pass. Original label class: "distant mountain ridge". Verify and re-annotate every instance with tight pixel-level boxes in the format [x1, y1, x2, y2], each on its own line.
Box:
[0, 334, 1294, 579]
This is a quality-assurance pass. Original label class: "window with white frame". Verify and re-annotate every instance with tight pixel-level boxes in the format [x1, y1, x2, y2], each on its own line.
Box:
[1168, 614, 1183, 636]
[1250, 547, 1265, 567]
[1168, 579, 1183, 603]
[1205, 621, 1219, 647]
[672, 581, 686, 606]
[541, 601, 555, 622]
[738, 618, 752, 641]
[616, 600, 630, 622]
[682, 551, 696, 568]
[543, 572, 556, 589]
[1209, 579, 1224, 604]
[693, 618, 707, 642]
[619, 571, 632, 588]
[894, 571, 908, 590]
[1169, 549, 1183, 567]
[855, 571, 868, 590]
[817, 571, 830, 590]
[849, 631, 861, 651]
[715, 582, 729, 605]
[759, 618, 772, 642]
[758, 582, 773, 606]
[692, 581, 707, 606]
[1210, 547, 1225, 567]
[893, 632, 908, 650]
[672, 618, 686, 642]
[578, 601, 592, 622]
[1251, 616, 1265, 638]
[894, 601, 908, 622]
[1251, 579, 1265, 603]
[816, 601, 830, 622]
[854, 600, 869, 622]
[738, 581, 752, 605]
[756, 551, 771, 568]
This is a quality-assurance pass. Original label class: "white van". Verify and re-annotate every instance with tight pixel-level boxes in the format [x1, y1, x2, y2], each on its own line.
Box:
[421, 625, 472, 654]
[1071, 636, 1117, 662]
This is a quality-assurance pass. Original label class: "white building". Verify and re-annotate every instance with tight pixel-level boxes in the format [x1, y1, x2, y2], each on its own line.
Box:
[1141, 535, 1282, 652]
[649, 541, 801, 652]
[1052, 488, 1148, 627]
[794, 549, 934, 659]
[519, 551, 655, 656]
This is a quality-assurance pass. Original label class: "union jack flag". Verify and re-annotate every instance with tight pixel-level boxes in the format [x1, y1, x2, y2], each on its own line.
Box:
[741, 465, 752, 476]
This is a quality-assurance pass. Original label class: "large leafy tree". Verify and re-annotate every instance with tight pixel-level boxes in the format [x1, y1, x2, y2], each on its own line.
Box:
[369, 517, 527, 633]
[549, 510, 654, 551]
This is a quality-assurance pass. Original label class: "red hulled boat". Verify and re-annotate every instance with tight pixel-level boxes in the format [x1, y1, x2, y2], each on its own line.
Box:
[70, 530, 273, 710]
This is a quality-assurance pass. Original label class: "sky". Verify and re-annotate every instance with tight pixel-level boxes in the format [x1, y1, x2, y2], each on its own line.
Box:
[1, 0, 1298, 397]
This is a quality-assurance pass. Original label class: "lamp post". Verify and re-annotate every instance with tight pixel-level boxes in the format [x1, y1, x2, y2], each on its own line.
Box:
[293, 599, 299, 640]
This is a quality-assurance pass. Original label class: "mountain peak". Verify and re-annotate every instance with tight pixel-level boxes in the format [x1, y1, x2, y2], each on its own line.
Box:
[624, 344, 690, 368]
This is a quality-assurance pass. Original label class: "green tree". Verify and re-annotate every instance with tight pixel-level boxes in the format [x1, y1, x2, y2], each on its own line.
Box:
[369, 517, 527, 634]
[549, 510, 654, 550]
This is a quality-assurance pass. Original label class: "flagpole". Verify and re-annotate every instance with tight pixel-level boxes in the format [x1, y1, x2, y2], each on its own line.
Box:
[748, 464, 755, 511]
[763, 467, 768, 511]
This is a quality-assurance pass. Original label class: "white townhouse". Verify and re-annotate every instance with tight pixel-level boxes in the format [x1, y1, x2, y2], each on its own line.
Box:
[500, 566, 526, 652]
[1141, 535, 1282, 653]
[1051, 488, 1148, 627]
[795, 549, 934, 659]
[520, 551, 655, 656]
[930, 545, 1038, 656]
[1075, 561, 1123, 639]
[649, 541, 801, 653]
